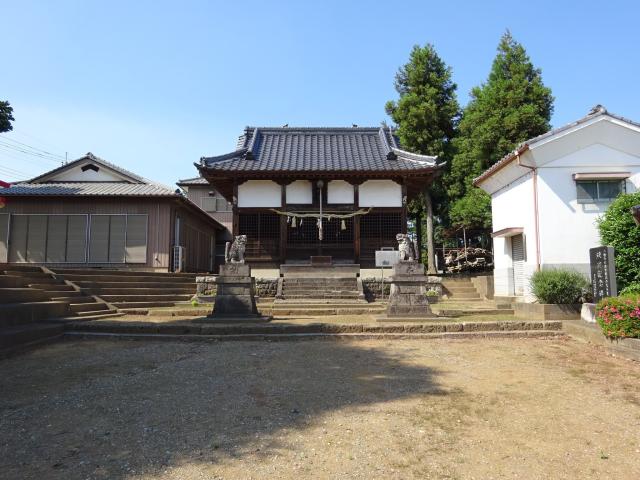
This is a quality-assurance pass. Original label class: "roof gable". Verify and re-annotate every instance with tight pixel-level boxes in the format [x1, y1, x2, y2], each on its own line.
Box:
[474, 106, 640, 189]
[29, 153, 145, 184]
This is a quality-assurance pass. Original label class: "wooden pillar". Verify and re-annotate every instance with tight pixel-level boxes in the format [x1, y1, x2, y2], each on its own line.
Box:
[353, 184, 360, 264]
[232, 181, 239, 236]
[280, 183, 287, 263]
[401, 181, 408, 234]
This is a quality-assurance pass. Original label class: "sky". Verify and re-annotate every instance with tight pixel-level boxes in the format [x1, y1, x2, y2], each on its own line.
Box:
[1, 0, 639, 186]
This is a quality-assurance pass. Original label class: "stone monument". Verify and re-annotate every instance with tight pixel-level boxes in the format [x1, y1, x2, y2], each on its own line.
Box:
[209, 235, 270, 322]
[385, 233, 434, 317]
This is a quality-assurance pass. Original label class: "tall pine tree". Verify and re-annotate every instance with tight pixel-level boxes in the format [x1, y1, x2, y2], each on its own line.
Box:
[385, 44, 460, 272]
[447, 31, 554, 228]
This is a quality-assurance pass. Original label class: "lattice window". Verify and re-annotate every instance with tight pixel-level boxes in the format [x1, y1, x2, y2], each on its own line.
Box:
[360, 212, 402, 264]
[239, 213, 279, 261]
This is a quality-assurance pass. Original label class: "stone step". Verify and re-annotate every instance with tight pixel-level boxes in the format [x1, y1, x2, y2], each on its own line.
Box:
[59, 274, 195, 284]
[75, 281, 196, 289]
[0, 322, 64, 354]
[66, 329, 564, 342]
[444, 286, 478, 293]
[51, 295, 94, 304]
[74, 308, 119, 317]
[40, 289, 83, 297]
[65, 319, 563, 337]
[283, 294, 362, 300]
[99, 294, 193, 302]
[70, 302, 109, 313]
[31, 283, 76, 291]
[51, 268, 197, 278]
[445, 293, 481, 299]
[0, 288, 51, 304]
[282, 288, 358, 296]
[3, 270, 51, 278]
[437, 308, 515, 317]
[112, 301, 181, 309]
[0, 301, 71, 328]
[0, 265, 43, 272]
[55, 311, 125, 321]
[18, 276, 62, 285]
[270, 307, 385, 316]
[85, 287, 196, 295]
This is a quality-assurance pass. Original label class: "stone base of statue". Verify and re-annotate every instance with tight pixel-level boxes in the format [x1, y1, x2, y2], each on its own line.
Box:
[384, 261, 435, 318]
[208, 263, 271, 322]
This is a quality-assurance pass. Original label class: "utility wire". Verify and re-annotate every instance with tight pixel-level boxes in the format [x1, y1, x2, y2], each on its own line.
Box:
[0, 142, 63, 164]
[0, 135, 66, 160]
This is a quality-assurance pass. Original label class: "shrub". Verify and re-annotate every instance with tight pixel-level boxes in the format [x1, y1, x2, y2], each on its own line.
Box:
[529, 269, 589, 304]
[596, 295, 640, 338]
[619, 282, 640, 296]
[597, 192, 640, 291]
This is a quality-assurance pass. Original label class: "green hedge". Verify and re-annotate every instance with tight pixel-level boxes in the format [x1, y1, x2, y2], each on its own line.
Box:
[619, 283, 640, 296]
[596, 295, 640, 339]
[597, 192, 640, 291]
[529, 269, 589, 304]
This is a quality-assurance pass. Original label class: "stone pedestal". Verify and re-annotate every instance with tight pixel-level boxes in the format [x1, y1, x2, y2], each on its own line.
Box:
[386, 261, 434, 317]
[209, 264, 271, 322]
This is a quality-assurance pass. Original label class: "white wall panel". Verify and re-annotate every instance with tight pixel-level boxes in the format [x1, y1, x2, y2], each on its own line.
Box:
[358, 180, 401, 207]
[286, 180, 312, 204]
[238, 180, 281, 208]
[327, 180, 354, 204]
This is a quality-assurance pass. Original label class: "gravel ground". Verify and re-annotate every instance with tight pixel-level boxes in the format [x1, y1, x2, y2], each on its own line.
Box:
[1, 337, 639, 479]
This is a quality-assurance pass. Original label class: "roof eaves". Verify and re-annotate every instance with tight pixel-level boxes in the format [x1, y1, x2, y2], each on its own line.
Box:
[473, 144, 530, 186]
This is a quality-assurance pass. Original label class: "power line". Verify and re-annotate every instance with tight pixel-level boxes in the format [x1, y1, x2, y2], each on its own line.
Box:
[0, 135, 66, 160]
[0, 141, 63, 164]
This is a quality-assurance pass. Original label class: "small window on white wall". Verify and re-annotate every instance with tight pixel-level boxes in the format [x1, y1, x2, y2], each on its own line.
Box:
[576, 180, 625, 203]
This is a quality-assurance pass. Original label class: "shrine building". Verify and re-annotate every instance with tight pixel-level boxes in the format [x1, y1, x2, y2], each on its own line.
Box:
[197, 126, 442, 268]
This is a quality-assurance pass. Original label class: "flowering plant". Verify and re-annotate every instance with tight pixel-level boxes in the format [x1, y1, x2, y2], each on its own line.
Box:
[596, 295, 640, 338]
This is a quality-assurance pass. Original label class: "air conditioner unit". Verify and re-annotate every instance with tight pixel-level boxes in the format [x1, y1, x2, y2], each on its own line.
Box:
[173, 245, 186, 272]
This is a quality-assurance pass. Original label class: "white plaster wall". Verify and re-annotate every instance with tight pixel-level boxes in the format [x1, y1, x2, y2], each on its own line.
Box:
[359, 180, 401, 207]
[238, 180, 281, 208]
[490, 172, 537, 298]
[536, 143, 640, 271]
[286, 180, 312, 204]
[327, 180, 354, 204]
[53, 163, 129, 182]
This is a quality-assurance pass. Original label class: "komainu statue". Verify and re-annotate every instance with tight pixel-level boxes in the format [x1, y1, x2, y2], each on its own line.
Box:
[225, 235, 247, 264]
[396, 233, 418, 262]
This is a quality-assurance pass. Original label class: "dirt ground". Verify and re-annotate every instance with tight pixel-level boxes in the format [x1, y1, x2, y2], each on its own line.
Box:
[1, 337, 639, 480]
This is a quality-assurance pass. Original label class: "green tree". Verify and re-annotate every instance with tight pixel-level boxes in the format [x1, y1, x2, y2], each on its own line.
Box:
[0, 101, 15, 133]
[385, 43, 460, 272]
[447, 31, 554, 227]
[597, 192, 640, 290]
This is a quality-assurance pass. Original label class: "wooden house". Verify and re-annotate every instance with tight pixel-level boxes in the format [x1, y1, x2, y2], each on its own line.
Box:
[0, 153, 224, 272]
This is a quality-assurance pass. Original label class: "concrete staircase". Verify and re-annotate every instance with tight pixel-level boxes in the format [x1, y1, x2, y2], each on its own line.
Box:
[441, 277, 483, 302]
[51, 268, 198, 312]
[280, 277, 363, 301]
[272, 276, 376, 316]
[437, 276, 514, 317]
[1, 266, 121, 320]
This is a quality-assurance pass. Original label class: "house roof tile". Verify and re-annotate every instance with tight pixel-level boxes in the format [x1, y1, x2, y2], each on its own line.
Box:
[198, 126, 439, 174]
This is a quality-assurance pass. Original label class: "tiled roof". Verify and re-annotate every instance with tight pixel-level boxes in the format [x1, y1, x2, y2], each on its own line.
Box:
[176, 176, 209, 186]
[0, 182, 178, 197]
[199, 127, 439, 174]
[474, 105, 640, 185]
